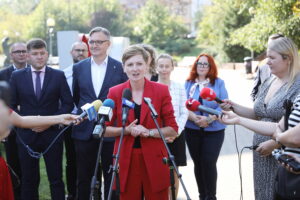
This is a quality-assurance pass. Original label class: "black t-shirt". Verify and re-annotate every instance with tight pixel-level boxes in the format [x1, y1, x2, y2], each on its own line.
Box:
[133, 104, 142, 148]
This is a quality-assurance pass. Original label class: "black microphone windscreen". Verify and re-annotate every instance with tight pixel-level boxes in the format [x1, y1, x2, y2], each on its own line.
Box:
[122, 88, 132, 100]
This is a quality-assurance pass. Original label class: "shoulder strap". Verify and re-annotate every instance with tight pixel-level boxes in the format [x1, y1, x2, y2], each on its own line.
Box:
[283, 99, 293, 131]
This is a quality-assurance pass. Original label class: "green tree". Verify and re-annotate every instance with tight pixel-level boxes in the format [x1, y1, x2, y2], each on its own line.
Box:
[89, 0, 129, 36]
[19, 0, 128, 55]
[230, 0, 300, 52]
[131, 0, 189, 54]
[196, 0, 251, 62]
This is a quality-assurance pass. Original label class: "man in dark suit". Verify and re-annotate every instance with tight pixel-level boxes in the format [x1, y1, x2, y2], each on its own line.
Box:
[0, 42, 29, 81]
[72, 27, 127, 200]
[10, 39, 74, 200]
[0, 42, 29, 200]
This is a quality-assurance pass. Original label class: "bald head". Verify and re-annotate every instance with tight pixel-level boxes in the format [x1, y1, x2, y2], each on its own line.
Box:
[70, 41, 88, 63]
[10, 42, 27, 69]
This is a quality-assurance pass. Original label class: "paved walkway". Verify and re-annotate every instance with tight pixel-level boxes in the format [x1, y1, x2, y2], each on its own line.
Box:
[172, 67, 256, 200]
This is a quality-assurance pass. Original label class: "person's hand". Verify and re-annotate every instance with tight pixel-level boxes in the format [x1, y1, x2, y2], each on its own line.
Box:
[125, 119, 138, 135]
[60, 114, 79, 125]
[256, 140, 278, 157]
[220, 111, 240, 125]
[165, 136, 176, 143]
[220, 99, 234, 111]
[209, 114, 218, 121]
[132, 125, 149, 138]
[273, 124, 283, 139]
[194, 115, 209, 128]
[283, 153, 300, 174]
[32, 125, 51, 133]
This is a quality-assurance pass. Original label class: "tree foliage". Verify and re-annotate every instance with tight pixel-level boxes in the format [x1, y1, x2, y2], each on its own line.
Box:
[0, 0, 128, 54]
[230, 0, 300, 52]
[131, 0, 190, 54]
[196, 0, 251, 62]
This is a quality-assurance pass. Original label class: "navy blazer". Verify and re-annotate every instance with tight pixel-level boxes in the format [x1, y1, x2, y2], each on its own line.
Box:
[10, 66, 74, 144]
[0, 64, 31, 82]
[0, 65, 14, 82]
[72, 56, 128, 140]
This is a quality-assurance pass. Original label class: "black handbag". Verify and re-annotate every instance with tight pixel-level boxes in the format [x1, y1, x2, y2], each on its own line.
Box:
[274, 100, 300, 199]
[274, 167, 300, 199]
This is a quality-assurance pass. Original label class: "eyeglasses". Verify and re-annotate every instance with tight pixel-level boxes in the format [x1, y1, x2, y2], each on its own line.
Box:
[74, 49, 87, 53]
[12, 50, 27, 55]
[197, 62, 210, 68]
[88, 40, 108, 45]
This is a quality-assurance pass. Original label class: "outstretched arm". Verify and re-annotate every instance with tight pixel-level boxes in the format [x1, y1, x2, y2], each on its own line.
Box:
[220, 110, 278, 136]
[10, 111, 77, 128]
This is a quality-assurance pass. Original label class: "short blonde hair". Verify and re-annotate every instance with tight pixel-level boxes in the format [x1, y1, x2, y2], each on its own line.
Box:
[122, 45, 149, 65]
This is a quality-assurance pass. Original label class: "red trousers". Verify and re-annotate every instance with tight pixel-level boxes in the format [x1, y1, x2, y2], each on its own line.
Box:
[0, 157, 14, 200]
[120, 148, 168, 200]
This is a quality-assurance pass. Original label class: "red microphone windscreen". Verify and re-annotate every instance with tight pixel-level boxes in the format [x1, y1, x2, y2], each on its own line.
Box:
[200, 88, 216, 101]
[185, 98, 201, 111]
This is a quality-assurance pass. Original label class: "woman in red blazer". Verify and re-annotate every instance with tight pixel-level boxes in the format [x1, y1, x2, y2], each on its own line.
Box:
[105, 45, 178, 199]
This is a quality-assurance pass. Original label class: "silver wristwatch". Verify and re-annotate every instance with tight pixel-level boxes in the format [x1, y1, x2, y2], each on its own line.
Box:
[149, 129, 155, 137]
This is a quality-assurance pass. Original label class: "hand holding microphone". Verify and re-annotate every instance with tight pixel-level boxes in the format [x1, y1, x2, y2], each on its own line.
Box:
[219, 110, 241, 125]
[200, 87, 233, 111]
[185, 98, 221, 116]
[73, 99, 102, 125]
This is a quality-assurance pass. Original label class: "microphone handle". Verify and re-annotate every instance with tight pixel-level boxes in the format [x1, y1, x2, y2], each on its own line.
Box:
[198, 105, 221, 116]
[122, 107, 129, 125]
[214, 98, 224, 104]
[78, 110, 87, 120]
[214, 97, 234, 111]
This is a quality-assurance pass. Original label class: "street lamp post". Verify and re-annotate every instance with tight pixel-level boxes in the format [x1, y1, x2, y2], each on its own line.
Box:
[46, 18, 55, 58]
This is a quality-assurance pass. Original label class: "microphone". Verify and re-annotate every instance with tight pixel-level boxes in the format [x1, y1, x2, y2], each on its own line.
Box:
[200, 87, 223, 104]
[92, 99, 115, 138]
[78, 100, 102, 121]
[122, 88, 135, 125]
[185, 98, 221, 116]
[143, 97, 158, 117]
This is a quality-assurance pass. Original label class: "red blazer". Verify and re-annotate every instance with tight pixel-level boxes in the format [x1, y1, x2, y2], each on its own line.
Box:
[107, 78, 178, 193]
[0, 157, 14, 200]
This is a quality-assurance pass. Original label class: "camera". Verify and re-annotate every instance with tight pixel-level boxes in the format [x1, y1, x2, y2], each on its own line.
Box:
[272, 149, 300, 172]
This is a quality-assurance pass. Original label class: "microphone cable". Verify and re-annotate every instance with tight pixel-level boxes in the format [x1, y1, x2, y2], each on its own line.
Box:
[13, 124, 71, 159]
[232, 124, 244, 200]
[233, 123, 259, 200]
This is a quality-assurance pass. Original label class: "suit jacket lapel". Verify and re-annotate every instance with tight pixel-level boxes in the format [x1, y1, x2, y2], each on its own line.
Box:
[8, 66, 14, 79]
[98, 57, 114, 98]
[140, 79, 152, 125]
[25, 67, 36, 98]
[86, 58, 98, 99]
[40, 66, 51, 100]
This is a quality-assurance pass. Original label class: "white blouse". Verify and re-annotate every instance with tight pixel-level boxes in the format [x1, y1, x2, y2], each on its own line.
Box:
[169, 81, 189, 135]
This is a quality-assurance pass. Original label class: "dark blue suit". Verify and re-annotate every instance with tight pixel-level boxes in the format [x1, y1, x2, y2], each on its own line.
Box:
[10, 66, 74, 200]
[0, 64, 30, 200]
[72, 56, 127, 200]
